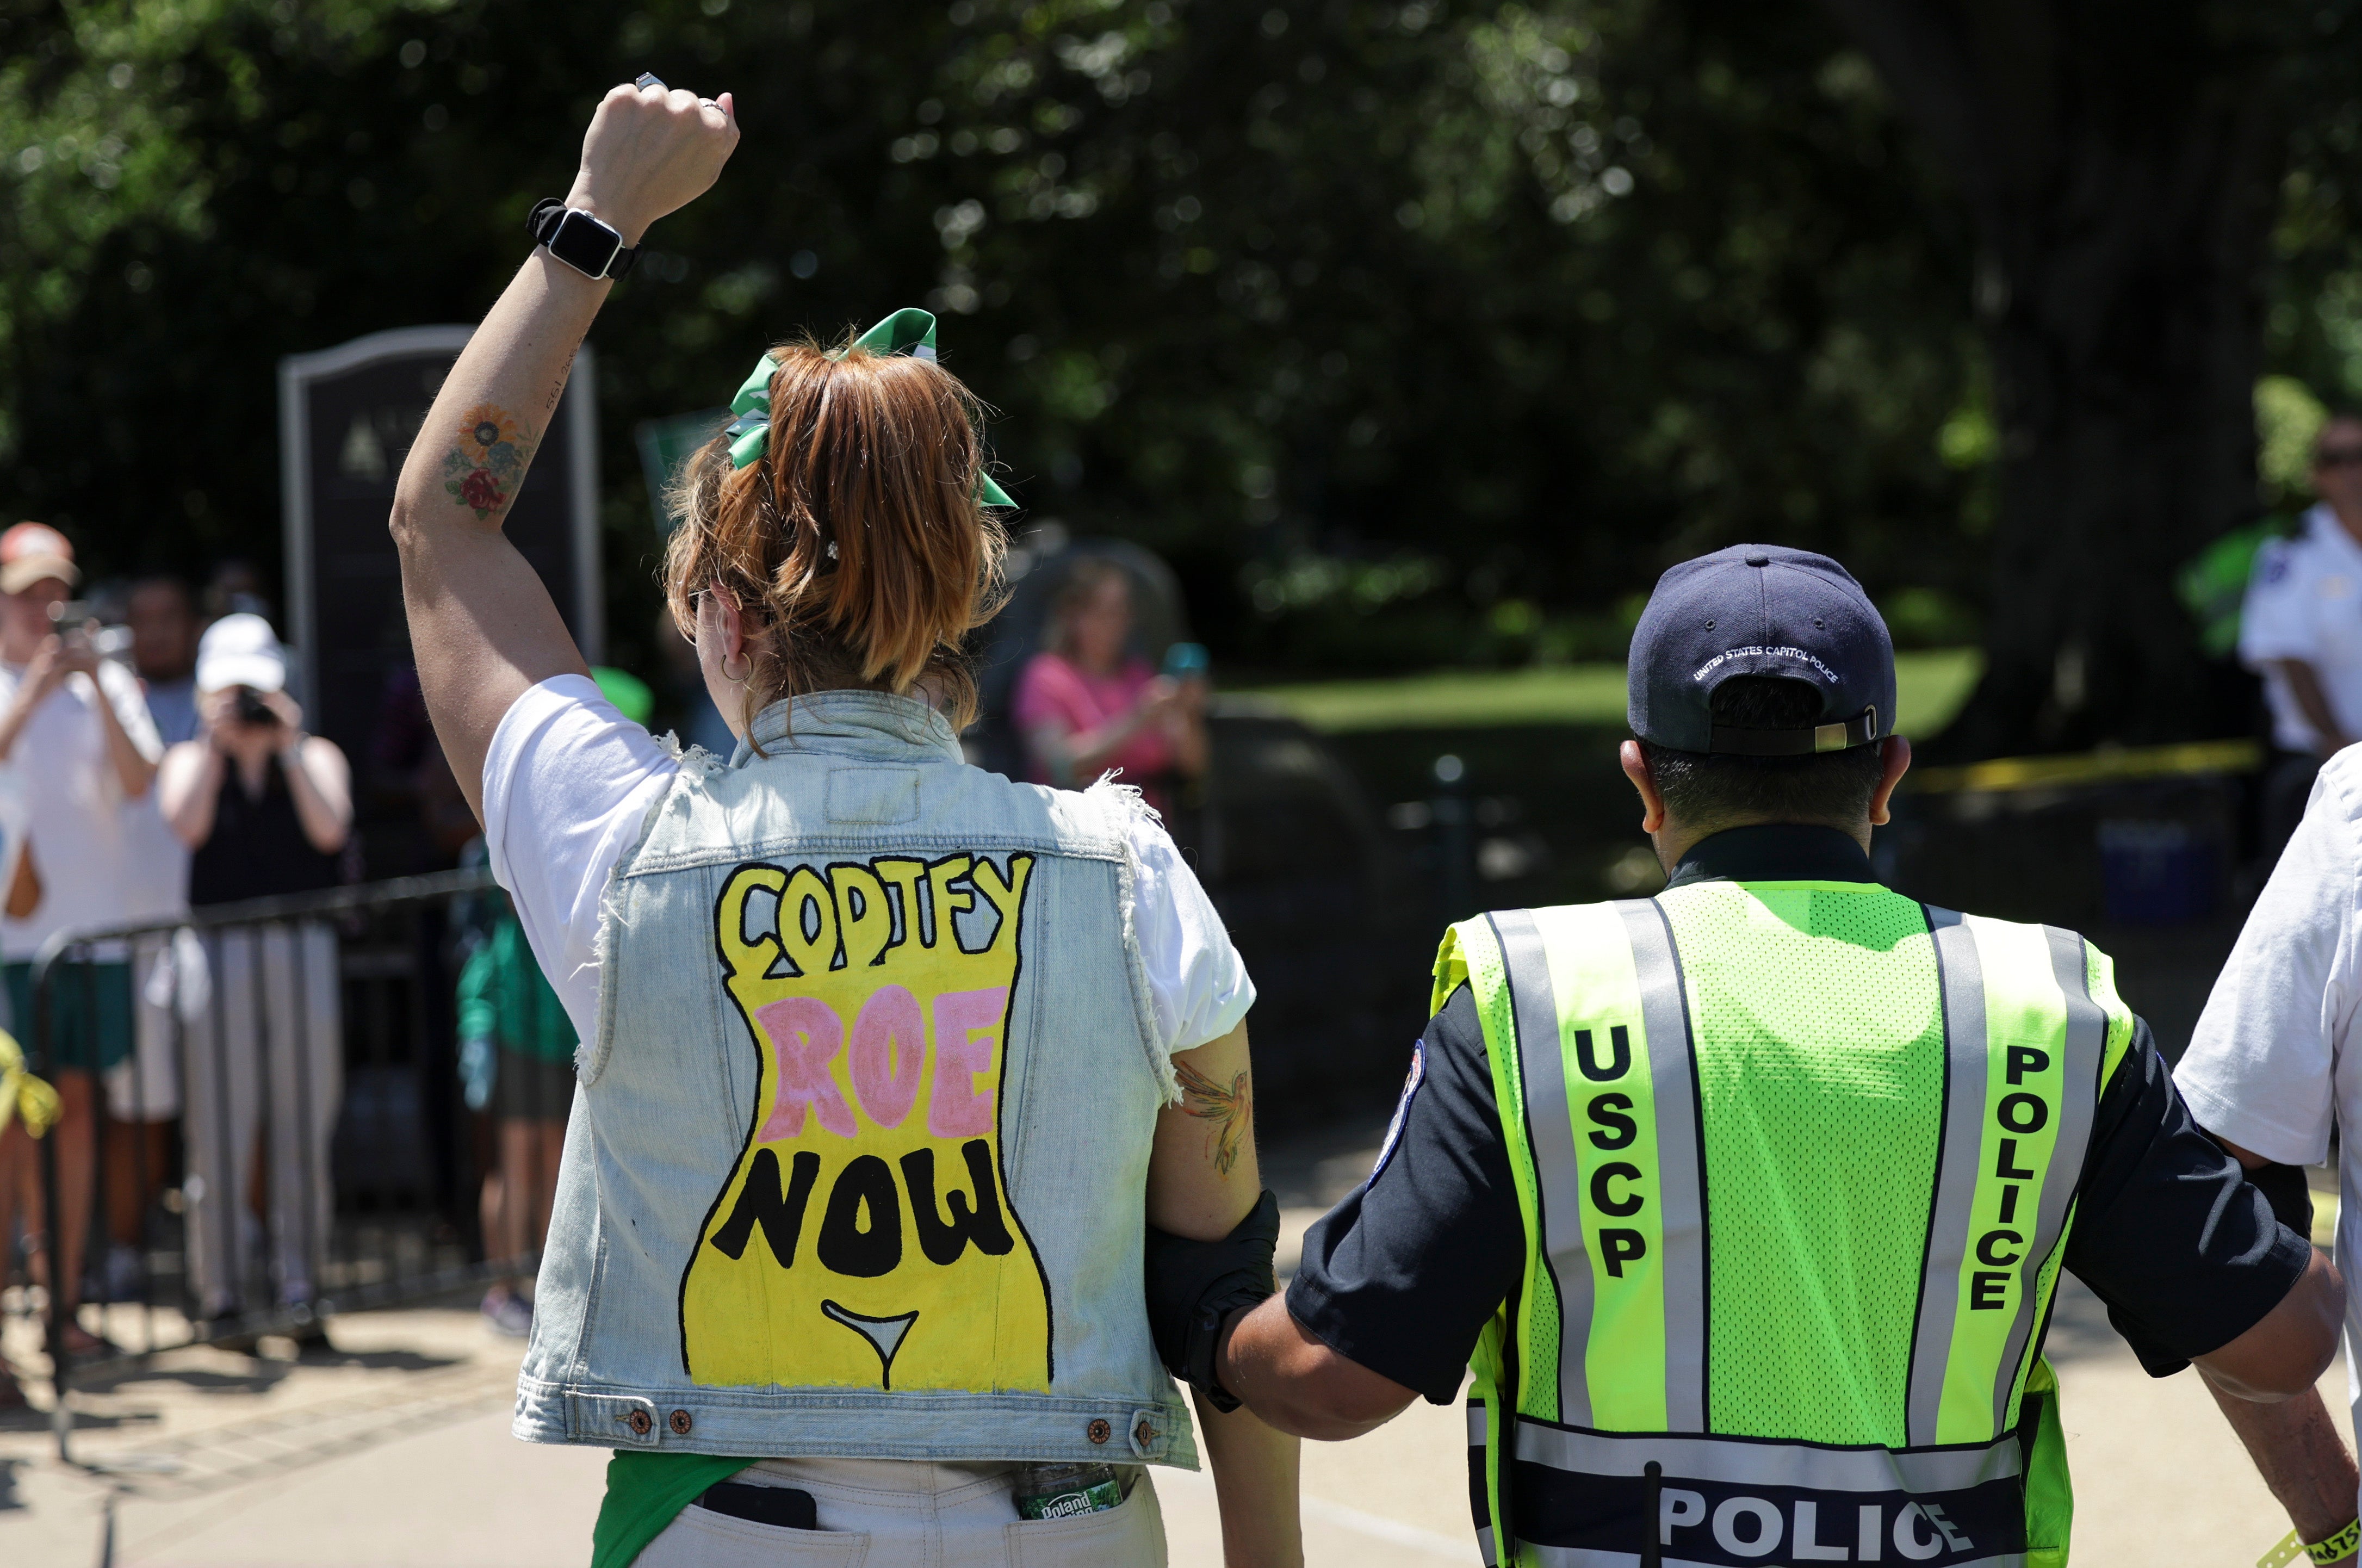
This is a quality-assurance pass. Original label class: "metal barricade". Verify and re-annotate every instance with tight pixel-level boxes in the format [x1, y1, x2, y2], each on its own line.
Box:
[15, 867, 514, 1458]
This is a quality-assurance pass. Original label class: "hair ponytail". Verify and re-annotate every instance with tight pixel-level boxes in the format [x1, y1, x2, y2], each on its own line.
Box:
[662, 334, 1008, 734]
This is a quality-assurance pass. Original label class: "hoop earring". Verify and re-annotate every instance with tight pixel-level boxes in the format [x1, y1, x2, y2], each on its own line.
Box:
[722, 654, 751, 685]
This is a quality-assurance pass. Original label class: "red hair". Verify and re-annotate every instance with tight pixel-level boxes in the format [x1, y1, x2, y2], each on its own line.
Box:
[663, 334, 1008, 730]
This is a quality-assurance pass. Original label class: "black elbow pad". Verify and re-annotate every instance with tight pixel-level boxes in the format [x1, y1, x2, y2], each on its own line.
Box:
[1143, 1189, 1280, 1412]
[2249, 1161, 2316, 1239]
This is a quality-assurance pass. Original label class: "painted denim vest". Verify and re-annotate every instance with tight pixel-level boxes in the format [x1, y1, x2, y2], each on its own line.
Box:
[512, 691, 1197, 1468]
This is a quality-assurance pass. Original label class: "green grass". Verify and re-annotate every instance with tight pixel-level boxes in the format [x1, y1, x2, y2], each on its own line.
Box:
[1237, 648, 1985, 736]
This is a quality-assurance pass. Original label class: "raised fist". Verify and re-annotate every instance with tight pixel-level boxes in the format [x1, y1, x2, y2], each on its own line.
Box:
[568, 82, 741, 247]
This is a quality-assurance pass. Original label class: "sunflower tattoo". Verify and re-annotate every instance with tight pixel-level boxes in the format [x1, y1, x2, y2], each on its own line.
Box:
[1175, 1057, 1253, 1177]
[443, 403, 537, 520]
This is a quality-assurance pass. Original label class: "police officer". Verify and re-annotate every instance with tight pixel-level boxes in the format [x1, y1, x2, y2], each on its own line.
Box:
[1198, 546, 2343, 1566]
[2242, 410, 2362, 865]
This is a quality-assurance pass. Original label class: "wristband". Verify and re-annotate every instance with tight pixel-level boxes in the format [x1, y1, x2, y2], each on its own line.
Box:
[2313, 1521, 2362, 1565]
[2262, 1521, 2362, 1568]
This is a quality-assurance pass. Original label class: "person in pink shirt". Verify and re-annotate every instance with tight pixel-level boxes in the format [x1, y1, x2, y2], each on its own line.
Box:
[1014, 559, 1207, 817]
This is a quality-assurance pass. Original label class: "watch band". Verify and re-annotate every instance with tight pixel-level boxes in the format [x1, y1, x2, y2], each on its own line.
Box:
[527, 197, 640, 281]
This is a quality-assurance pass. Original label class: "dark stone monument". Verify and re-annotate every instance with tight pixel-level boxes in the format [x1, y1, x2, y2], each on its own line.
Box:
[279, 326, 600, 875]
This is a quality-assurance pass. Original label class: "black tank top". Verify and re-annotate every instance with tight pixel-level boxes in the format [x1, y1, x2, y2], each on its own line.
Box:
[188, 753, 342, 907]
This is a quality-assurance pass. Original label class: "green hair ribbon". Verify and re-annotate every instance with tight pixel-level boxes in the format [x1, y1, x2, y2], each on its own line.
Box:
[722, 307, 1016, 508]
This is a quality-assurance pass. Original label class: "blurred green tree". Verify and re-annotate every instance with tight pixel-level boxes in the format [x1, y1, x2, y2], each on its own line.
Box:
[1815, 0, 2318, 753]
[0, 0, 1982, 693]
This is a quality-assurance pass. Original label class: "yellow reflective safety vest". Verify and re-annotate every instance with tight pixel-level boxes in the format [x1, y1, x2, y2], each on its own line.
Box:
[1441, 877, 2133, 1568]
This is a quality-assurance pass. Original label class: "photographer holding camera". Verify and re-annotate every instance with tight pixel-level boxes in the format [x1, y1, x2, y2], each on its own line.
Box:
[158, 611, 351, 1329]
[0, 522, 161, 1373]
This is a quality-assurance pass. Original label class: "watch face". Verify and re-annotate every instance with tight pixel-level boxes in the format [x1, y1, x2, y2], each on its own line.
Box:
[548, 209, 623, 278]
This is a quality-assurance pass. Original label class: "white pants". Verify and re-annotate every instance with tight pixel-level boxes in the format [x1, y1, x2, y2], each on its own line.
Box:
[107, 929, 199, 1121]
[636, 1459, 1167, 1567]
[180, 922, 342, 1314]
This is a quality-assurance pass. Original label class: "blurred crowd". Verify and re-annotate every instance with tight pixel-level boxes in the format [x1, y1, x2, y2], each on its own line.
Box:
[0, 524, 352, 1393]
[0, 519, 1208, 1392]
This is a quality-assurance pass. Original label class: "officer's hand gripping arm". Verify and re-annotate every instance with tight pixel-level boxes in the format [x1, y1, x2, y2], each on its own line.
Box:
[1214, 1293, 1420, 1442]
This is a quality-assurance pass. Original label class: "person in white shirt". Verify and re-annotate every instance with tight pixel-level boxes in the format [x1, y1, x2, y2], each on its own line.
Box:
[2179, 755, 2362, 1559]
[2242, 413, 2362, 863]
[0, 522, 162, 1372]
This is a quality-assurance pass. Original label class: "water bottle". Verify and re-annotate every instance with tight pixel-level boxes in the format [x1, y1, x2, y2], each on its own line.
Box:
[1012, 1462, 1123, 1520]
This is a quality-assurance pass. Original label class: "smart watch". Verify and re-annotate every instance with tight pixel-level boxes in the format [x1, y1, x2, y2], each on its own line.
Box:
[528, 198, 640, 281]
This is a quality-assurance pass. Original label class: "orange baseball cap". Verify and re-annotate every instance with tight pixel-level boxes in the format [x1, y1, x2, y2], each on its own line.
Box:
[0, 523, 78, 596]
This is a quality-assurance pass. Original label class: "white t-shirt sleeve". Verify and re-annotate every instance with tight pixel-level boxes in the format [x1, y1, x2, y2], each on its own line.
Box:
[2176, 755, 2362, 1165]
[481, 674, 680, 1042]
[97, 661, 163, 764]
[2239, 536, 2317, 666]
[1124, 812, 1256, 1056]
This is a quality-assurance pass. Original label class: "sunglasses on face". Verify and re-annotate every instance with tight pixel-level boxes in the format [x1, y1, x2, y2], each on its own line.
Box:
[2316, 447, 2362, 469]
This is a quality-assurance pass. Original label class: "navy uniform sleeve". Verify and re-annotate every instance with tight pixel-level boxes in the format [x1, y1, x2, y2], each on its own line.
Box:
[2063, 1017, 2314, 1376]
[1284, 983, 1525, 1404]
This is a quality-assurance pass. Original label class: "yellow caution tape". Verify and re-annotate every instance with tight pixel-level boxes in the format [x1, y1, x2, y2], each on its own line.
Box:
[1912, 737, 2261, 797]
[0, 1026, 60, 1138]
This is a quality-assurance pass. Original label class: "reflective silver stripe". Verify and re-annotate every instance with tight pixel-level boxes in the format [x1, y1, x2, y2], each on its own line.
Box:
[1513, 1420, 2024, 1493]
[1491, 908, 1592, 1428]
[1988, 928, 2106, 1429]
[1909, 905, 1988, 1447]
[1617, 898, 1706, 1433]
[1469, 1402, 1499, 1564]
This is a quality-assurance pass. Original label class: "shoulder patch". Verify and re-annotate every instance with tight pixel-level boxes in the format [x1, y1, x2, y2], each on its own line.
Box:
[1368, 1039, 1427, 1184]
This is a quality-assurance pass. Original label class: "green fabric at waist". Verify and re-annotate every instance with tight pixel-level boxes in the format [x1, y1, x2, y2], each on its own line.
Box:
[592, 1451, 753, 1568]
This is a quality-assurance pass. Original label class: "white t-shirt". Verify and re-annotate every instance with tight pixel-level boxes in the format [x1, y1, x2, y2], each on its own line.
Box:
[2177, 746, 2362, 1451]
[0, 658, 165, 961]
[481, 675, 1255, 1057]
[2240, 505, 2362, 752]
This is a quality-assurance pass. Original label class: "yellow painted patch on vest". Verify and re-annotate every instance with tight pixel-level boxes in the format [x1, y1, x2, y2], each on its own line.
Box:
[679, 853, 1053, 1392]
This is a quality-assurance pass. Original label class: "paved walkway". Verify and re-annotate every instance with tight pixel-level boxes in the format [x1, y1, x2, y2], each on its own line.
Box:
[0, 1118, 2339, 1565]
[0, 1290, 2332, 1567]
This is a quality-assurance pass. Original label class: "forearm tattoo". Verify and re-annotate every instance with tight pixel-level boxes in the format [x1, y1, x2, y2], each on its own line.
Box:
[442, 403, 538, 520]
[1175, 1057, 1253, 1177]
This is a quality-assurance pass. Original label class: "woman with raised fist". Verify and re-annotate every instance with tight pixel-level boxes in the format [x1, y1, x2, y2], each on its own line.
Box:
[389, 81, 1299, 1567]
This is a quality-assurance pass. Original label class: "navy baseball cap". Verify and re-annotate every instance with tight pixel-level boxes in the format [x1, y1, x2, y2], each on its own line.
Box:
[1627, 544, 1895, 754]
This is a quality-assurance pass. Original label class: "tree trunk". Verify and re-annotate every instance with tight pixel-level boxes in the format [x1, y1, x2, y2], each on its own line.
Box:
[1817, 0, 2284, 756]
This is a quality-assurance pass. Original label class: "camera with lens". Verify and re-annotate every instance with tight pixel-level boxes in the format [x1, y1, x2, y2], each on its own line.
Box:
[47, 599, 134, 661]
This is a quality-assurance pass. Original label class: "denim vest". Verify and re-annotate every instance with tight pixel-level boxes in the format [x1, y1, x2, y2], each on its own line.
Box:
[513, 691, 1198, 1468]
